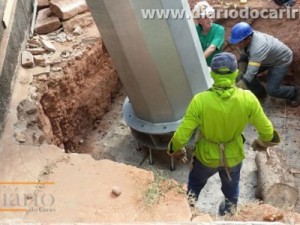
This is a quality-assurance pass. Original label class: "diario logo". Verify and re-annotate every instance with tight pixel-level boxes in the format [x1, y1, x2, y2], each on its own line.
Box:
[0, 181, 56, 213]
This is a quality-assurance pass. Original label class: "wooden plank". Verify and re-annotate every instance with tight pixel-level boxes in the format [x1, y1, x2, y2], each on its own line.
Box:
[255, 149, 299, 208]
[2, 0, 14, 28]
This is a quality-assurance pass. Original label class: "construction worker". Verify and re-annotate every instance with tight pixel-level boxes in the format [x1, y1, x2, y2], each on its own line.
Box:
[167, 52, 280, 216]
[192, 1, 225, 66]
[229, 22, 300, 107]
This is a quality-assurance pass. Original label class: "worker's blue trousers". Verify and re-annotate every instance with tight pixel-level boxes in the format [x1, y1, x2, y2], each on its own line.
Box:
[246, 65, 295, 100]
[187, 157, 242, 206]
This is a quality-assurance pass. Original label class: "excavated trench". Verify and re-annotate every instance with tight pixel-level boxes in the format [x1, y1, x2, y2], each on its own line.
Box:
[28, 17, 300, 154]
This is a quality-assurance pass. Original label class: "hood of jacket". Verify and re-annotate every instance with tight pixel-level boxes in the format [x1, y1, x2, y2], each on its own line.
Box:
[210, 69, 239, 99]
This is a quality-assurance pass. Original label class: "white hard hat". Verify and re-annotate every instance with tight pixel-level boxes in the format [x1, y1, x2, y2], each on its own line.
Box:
[192, 1, 215, 18]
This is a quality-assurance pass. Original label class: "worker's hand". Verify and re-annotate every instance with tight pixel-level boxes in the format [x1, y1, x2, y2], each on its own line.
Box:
[167, 142, 188, 163]
[251, 130, 280, 151]
[251, 139, 268, 151]
[236, 79, 248, 90]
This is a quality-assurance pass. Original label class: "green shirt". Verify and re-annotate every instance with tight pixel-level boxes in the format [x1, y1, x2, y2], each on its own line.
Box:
[171, 88, 274, 168]
[196, 23, 225, 66]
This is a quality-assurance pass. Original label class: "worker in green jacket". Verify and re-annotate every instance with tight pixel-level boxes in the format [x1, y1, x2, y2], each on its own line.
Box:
[167, 52, 280, 216]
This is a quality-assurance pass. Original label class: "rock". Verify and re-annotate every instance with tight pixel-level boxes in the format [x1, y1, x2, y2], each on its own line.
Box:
[56, 32, 68, 43]
[40, 35, 49, 40]
[15, 132, 26, 143]
[35, 8, 61, 35]
[49, 58, 61, 66]
[32, 65, 51, 76]
[26, 48, 47, 55]
[28, 37, 42, 46]
[29, 86, 37, 101]
[38, 135, 45, 145]
[37, 74, 48, 81]
[34, 55, 46, 66]
[112, 186, 122, 196]
[50, 0, 89, 20]
[18, 99, 37, 115]
[40, 39, 56, 52]
[73, 25, 82, 36]
[21, 51, 34, 68]
[51, 66, 62, 72]
[37, 0, 50, 9]
[74, 51, 83, 60]
[27, 43, 40, 49]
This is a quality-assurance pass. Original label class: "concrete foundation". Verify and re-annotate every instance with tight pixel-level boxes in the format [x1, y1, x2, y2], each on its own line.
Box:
[0, 0, 34, 135]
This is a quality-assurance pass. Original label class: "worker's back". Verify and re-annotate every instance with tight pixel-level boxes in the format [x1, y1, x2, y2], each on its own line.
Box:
[247, 31, 292, 67]
[180, 87, 273, 168]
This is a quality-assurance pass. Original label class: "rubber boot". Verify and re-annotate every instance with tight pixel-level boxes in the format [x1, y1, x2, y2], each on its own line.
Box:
[218, 199, 237, 216]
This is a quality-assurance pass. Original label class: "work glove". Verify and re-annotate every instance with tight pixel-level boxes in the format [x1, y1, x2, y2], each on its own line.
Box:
[251, 130, 280, 151]
[167, 142, 188, 163]
[236, 78, 248, 90]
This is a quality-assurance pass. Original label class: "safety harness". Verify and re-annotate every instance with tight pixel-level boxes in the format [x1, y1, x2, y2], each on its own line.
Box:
[195, 129, 245, 181]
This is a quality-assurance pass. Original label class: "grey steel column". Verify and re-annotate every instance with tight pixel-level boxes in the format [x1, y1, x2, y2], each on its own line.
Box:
[86, 0, 212, 150]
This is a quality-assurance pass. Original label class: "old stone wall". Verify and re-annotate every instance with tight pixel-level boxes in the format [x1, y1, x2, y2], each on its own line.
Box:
[0, 0, 34, 135]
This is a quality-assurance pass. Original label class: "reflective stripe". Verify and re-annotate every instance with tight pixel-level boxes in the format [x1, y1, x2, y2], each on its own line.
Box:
[248, 61, 261, 67]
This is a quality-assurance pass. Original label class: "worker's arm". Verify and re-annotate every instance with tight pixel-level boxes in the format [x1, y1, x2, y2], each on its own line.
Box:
[241, 43, 267, 83]
[248, 92, 274, 142]
[204, 45, 217, 59]
[248, 95, 280, 151]
[171, 96, 201, 151]
[236, 61, 261, 89]
[242, 61, 261, 83]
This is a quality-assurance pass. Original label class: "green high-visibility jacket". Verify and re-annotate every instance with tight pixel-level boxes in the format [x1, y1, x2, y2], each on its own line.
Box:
[171, 88, 274, 168]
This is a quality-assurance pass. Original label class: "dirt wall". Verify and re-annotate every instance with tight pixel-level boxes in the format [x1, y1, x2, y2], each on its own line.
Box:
[38, 41, 121, 151]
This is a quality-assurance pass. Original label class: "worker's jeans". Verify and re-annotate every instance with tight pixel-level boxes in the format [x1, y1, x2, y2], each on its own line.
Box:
[247, 65, 295, 100]
[187, 157, 242, 206]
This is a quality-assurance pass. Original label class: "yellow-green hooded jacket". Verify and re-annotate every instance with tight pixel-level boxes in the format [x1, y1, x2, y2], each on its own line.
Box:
[171, 69, 274, 168]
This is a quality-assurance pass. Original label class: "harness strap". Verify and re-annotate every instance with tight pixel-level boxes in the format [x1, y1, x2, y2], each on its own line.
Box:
[219, 143, 232, 181]
[195, 129, 237, 181]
